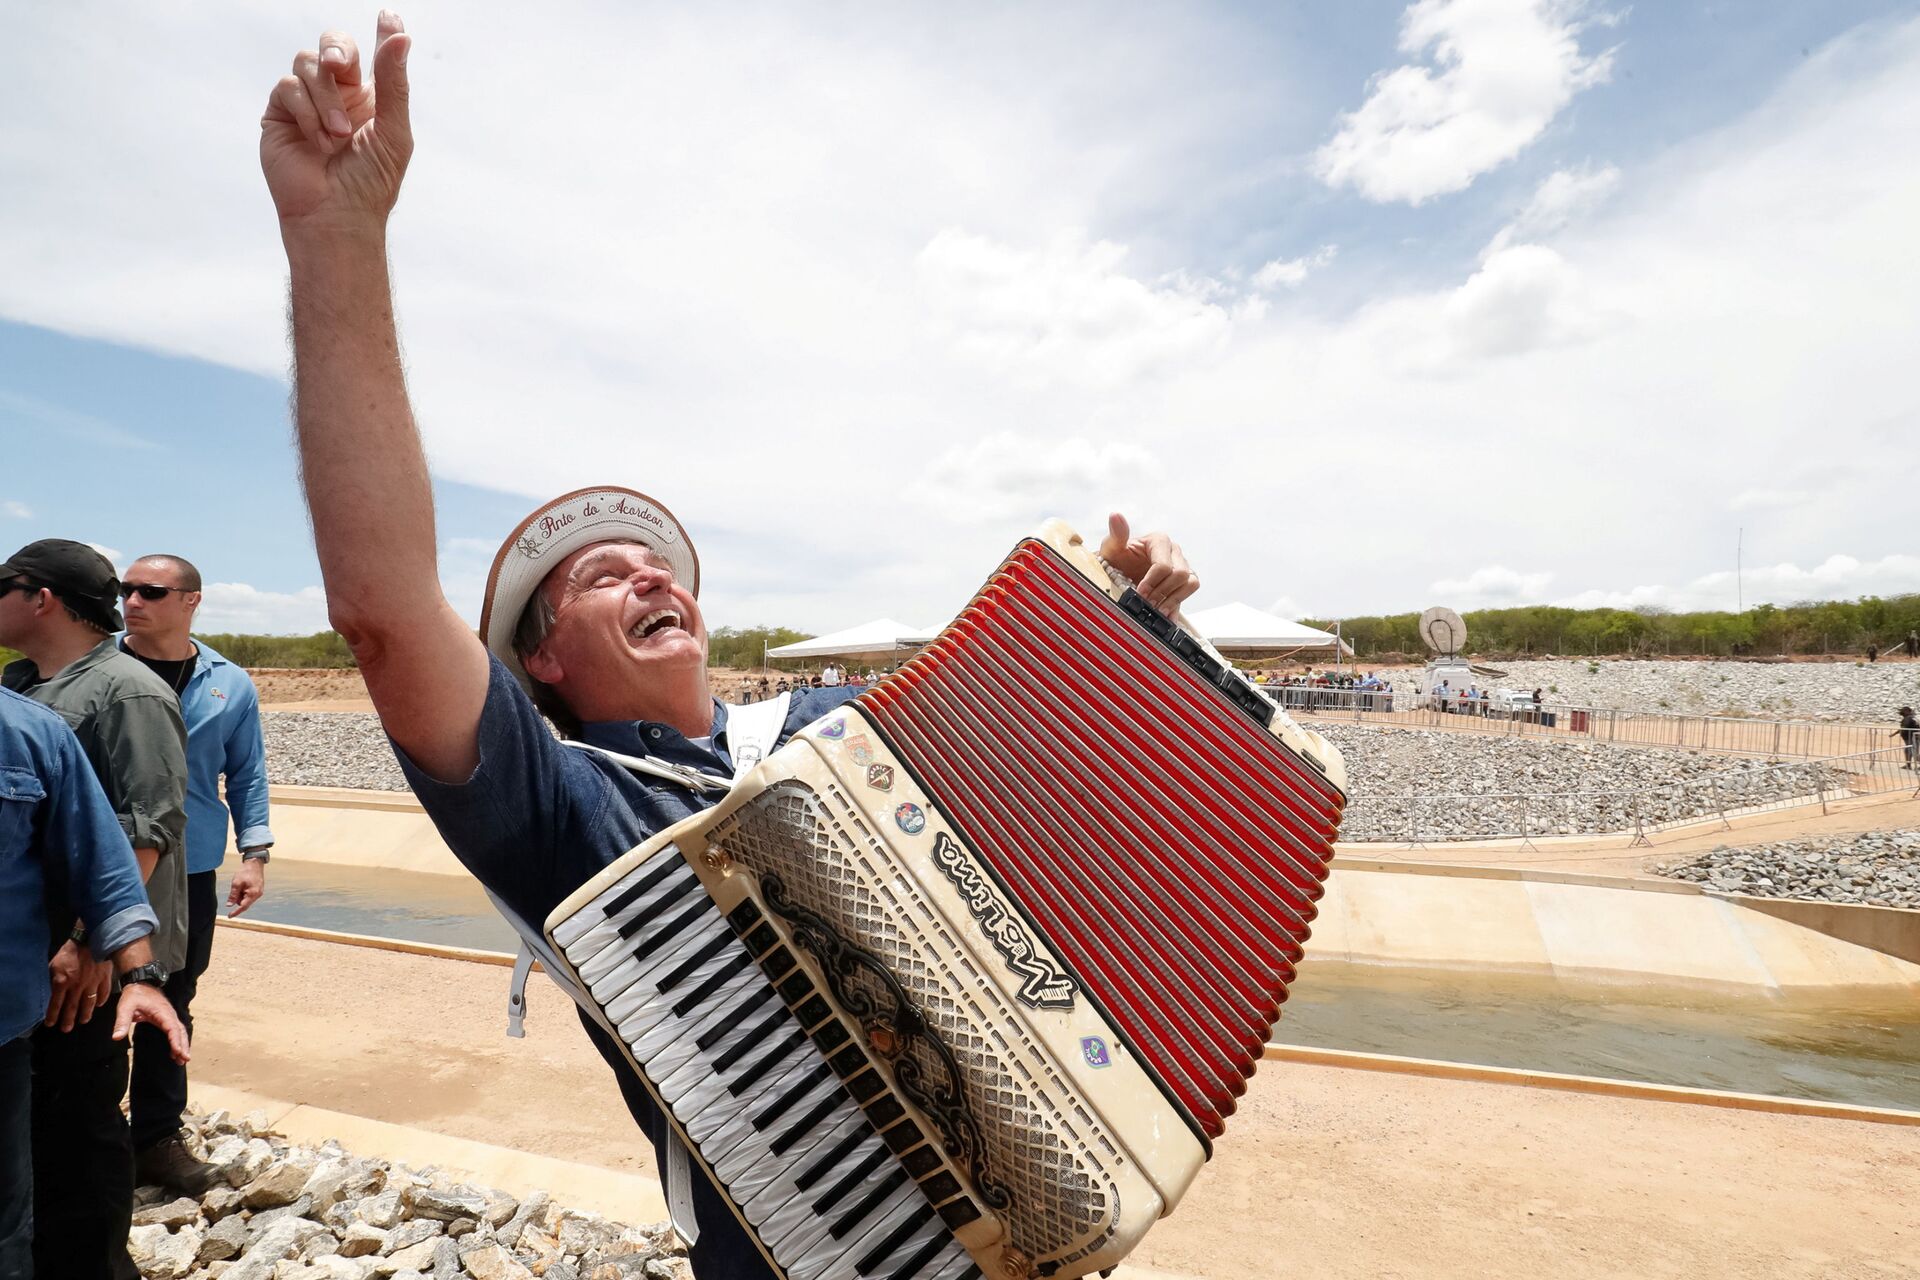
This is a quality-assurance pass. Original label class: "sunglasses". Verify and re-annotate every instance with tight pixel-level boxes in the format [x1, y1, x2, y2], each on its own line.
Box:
[119, 582, 190, 601]
[0, 579, 43, 599]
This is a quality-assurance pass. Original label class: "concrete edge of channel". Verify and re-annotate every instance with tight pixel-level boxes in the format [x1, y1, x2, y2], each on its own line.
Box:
[1259, 1044, 1920, 1126]
[219, 917, 1920, 1128]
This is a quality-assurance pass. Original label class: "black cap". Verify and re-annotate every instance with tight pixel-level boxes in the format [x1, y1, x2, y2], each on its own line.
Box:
[0, 539, 123, 631]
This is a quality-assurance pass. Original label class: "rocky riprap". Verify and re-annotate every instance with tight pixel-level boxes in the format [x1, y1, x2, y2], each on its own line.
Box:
[262, 711, 1844, 841]
[264, 713, 410, 792]
[1452, 659, 1920, 723]
[125, 1108, 687, 1280]
[1319, 725, 1837, 841]
[1653, 829, 1920, 910]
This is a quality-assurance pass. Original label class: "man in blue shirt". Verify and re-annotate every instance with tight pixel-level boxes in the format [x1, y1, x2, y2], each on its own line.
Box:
[118, 553, 276, 1191]
[260, 18, 1200, 1278]
[0, 686, 189, 1280]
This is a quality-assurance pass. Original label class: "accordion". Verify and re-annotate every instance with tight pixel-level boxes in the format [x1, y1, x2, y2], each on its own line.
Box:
[545, 521, 1347, 1280]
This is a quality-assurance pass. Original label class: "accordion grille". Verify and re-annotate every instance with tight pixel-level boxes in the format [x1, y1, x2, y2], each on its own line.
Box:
[712, 779, 1120, 1263]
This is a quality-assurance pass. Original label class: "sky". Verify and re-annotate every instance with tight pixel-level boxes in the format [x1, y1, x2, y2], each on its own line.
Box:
[3, 0, 1917, 635]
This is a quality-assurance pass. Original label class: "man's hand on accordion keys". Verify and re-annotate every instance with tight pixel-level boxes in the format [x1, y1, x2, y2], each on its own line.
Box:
[1099, 513, 1199, 617]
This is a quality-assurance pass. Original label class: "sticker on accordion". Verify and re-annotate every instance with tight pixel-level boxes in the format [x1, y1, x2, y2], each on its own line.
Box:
[1081, 1036, 1112, 1069]
[843, 734, 875, 767]
[818, 718, 847, 740]
[893, 803, 926, 835]
[865, 763, 895, 792]
[930, 832, 1079, 1010]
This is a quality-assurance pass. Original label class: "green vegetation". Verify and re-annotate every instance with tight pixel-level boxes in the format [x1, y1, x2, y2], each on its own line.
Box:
[1304, 595, 1920, 659]
[196, 631, 357, 668]
[708, 625, 811, 669]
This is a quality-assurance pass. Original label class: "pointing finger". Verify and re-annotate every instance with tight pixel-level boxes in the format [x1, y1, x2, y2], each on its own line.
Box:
[372, 15, 412, 138]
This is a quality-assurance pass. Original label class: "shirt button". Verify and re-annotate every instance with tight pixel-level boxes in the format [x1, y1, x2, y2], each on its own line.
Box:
[648, 728, 662, 739]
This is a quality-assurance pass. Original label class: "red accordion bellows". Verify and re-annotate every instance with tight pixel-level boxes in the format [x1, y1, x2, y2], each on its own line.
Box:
[859, 540, 1344, 1141]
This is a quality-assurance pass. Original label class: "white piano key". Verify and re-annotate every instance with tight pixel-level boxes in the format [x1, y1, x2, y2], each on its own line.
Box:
[606, 927, 744, 1036]
[551, 856, 697, 949]
[586, 907, 725, 1007]
[788, 1177, 926, 1280]
[564, 865, 705, 977]
[633, 969, 771, 1080]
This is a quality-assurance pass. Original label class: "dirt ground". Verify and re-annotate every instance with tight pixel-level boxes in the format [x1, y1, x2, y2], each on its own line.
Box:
[190, 927, 1918, 1279]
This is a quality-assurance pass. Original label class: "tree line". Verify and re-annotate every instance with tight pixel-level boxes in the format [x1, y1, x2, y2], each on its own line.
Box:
[1303, 594, 1920, 660]
[8, 597, 1913, 672]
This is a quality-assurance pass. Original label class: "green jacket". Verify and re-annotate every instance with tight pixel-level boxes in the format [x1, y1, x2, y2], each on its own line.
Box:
[4, 638, 190, 971]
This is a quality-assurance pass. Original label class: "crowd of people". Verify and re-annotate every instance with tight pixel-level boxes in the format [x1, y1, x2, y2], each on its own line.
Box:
[724, 661, 890, 704]
[2, 541, 275, 1277]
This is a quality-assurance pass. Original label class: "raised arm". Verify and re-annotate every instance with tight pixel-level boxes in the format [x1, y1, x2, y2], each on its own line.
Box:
[261, 12, 488, 781]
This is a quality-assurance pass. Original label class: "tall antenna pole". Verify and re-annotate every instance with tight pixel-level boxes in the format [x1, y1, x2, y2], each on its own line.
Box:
[1737, 526, 1743, 612]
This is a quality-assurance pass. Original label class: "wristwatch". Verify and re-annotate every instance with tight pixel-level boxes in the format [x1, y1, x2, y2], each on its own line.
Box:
[240, 847, 272, 864]
[121, 961, 169, 989]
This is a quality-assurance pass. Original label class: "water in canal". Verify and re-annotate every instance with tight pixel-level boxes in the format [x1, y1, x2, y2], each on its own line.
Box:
[236, 860, 1920, 1113]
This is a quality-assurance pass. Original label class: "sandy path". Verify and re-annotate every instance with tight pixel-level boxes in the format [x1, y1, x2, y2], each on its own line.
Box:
[190, 928, 1918, 1278]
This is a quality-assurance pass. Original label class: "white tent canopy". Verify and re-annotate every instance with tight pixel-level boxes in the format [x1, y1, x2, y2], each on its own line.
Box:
[1187, 602, 1353, 657]
[765, 618, 933, 662]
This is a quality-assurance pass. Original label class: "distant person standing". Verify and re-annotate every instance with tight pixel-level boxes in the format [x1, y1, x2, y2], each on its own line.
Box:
[1907, 630, 1919, 660]
[0, 540, 188, 1279]
[1867, 642, 1878, 663]
[117, 554, 275, 1192]
[1896, 707, 1920, 771]
[820, 661, 842, 687]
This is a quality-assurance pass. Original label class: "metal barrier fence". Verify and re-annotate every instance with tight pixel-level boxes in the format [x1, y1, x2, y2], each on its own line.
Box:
[1266, 684, 1895, 760]
[1340, 747, 1919, 846]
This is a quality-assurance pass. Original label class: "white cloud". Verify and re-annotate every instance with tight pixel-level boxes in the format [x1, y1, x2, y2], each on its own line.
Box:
[1, 7, 1918, 635]
[1431, 565, 1556, 606]
[1487, 163, 1620, 253]
[911, 433, 1160, 524]
[1253, 246, 1339, 290]
[85, 543, 124, 573]
[1440, 242, 1617, 359]
[1267, 596, 1310, 621]
[1727, 489, 1809, 513]
[1555, 555, 1920, 613]
[3, 501, 30, 519]
[196, 582, 332, 635]
[1314, 0, 1616, 204]
[914, 229, 1244, 388]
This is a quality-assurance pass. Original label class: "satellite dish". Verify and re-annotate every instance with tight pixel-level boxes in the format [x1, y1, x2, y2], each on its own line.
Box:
[1420, 606, 1467, 656]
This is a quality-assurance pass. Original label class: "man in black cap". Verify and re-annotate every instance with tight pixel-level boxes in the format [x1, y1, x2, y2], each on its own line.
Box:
[0, 539, 189, 1280]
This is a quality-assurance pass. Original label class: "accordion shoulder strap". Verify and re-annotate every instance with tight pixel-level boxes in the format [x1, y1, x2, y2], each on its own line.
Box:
[494, 692, 795, 1037]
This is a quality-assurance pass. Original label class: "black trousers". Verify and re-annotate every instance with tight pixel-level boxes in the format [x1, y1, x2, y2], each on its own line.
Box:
[129, 870, 217, 1151]
[30, 997, 136, 1280]
[0, 1036, 31, 1280]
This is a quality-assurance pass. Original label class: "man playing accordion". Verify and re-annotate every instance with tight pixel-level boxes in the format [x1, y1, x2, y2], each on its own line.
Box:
[258, 15, 1200, 1276]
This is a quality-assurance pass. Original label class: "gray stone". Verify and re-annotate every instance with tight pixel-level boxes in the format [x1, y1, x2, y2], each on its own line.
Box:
[204, 1182, 246, 1219]
[133, 1194, 203, 1228]
[200, 1212, 252, 1262]
[250, 1195, 316, 1232]
[357, 1189, 407, 1229]
[384, 1217, 443, 1252]
[339, 1223, 390, 1257]
[405, 1183, 489, 1223]
[384, 1237, 439, 1272]
[129, 1223, 201, 1279]
[459, 1243, 533, 1280]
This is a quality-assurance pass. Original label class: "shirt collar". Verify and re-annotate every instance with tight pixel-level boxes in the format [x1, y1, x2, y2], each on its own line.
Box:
[579, 699, 731, 760]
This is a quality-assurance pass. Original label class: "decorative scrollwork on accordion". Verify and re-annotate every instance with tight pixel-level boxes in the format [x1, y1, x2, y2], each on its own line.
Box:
[761, 873, 1014, 1212]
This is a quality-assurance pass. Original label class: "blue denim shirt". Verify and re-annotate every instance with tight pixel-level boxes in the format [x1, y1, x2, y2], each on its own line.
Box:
[118, 638, 275, 873]
[1, 686, 158, 1043]
[394, 656, 858, 935]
